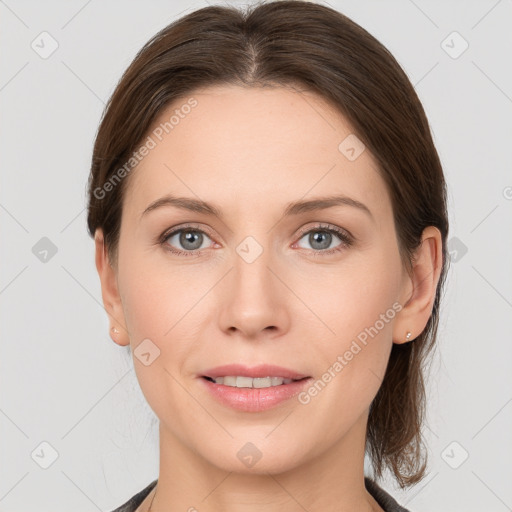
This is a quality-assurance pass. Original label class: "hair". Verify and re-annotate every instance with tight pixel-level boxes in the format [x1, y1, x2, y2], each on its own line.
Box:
[86, 0, 450, 488]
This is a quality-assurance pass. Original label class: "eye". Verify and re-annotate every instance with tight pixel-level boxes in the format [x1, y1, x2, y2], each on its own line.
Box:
[293, 223, 353, 255]
[160, 224, 215, 257]
[158, 222, 353, 257]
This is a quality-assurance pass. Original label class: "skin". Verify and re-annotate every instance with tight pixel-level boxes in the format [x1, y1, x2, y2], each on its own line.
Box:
[95, 84, 443, 512]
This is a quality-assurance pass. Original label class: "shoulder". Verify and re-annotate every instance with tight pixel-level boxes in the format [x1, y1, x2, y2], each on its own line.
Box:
[109, 479, 157, 512]
[365, 477, 412, 512]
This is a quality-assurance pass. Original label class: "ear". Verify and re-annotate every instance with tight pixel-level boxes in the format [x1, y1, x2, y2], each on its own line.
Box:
[393, 226, 444, 344]
[94, 228, 129, 346]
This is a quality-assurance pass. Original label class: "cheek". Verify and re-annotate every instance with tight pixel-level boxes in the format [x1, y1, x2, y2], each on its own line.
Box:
[119, 272, 170, 340]
[315, 250, 400, 340]
[308, 250, 401, 399]
[118, 247, 203, 339]
[117, 249, 213, 385]
[117, 257, 200, 416]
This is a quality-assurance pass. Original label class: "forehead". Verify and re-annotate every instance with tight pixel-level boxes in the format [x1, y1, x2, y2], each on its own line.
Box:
[124, 84, 389, 221]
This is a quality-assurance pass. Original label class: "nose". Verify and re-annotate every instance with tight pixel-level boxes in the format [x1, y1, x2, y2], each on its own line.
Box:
[217, 244, 291, 340]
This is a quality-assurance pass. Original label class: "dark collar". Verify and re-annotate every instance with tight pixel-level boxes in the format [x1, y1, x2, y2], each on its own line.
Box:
[110, 477, 411, 512]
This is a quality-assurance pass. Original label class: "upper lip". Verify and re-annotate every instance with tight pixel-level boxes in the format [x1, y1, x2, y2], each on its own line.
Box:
[201, 364, 310, 380]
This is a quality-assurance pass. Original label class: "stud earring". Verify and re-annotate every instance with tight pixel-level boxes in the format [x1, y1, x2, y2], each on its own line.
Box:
[405, 331, 412, 342]
[111, 326, 119, 334]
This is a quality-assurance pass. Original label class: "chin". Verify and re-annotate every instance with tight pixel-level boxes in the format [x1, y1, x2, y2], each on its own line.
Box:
[200, 438, 308, 476]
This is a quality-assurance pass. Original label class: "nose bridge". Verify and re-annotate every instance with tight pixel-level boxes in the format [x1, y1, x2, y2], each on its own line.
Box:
[232, 233, 276, 301]
[217, 232, 289, 336]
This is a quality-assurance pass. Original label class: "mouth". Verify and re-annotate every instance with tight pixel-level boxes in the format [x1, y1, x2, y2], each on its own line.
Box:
[200, 364, 311, 386]
[201, 375, 310, 388]
[200, 375, 313, 413]
[198, 364, 312, 412]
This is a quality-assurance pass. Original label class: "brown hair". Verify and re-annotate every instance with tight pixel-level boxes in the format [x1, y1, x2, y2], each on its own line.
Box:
[86, 0, 449, 488]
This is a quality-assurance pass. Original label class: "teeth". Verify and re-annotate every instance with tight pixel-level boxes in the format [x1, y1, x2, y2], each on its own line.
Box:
[211, 376, 293, 388]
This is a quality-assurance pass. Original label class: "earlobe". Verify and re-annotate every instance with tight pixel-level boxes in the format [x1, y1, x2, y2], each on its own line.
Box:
[393, 226, 443, 345]
[94, 228, 130, 346]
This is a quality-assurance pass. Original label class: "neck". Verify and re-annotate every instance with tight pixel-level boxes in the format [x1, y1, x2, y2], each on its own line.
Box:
[144, 410, 382, 512]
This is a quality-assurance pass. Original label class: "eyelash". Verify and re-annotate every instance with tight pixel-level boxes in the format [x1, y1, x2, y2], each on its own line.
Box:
[158, 222, 354, 257]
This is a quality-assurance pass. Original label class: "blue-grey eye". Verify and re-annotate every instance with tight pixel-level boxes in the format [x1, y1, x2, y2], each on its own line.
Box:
[297, 230, 342, 251]
[166, 229, 211, 251]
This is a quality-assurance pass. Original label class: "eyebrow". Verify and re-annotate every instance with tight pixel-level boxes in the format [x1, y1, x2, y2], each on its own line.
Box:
[140, 193, 373, 221]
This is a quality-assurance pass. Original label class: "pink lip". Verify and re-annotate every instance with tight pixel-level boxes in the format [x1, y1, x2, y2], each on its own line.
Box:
[199, 376, 313, 412]
[200, 364, 309, 380]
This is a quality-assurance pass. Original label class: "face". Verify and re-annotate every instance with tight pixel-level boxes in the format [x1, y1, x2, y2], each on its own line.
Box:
[103, 84, 414, 475]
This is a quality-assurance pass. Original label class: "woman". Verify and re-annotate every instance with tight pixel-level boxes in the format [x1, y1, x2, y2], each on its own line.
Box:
[87, 1, 449, 510]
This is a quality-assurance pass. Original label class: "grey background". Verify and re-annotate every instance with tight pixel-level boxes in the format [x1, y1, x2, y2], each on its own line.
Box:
[1, 0, 511, 510]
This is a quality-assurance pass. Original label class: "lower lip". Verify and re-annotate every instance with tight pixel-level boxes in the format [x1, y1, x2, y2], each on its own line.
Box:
[199, 377, 312, 412]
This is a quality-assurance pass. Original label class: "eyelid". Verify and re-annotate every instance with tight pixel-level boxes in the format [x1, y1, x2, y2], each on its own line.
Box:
[294, 222, 353, 242]
[159, 222, 216, 243]
[159, 222, 352, 241]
